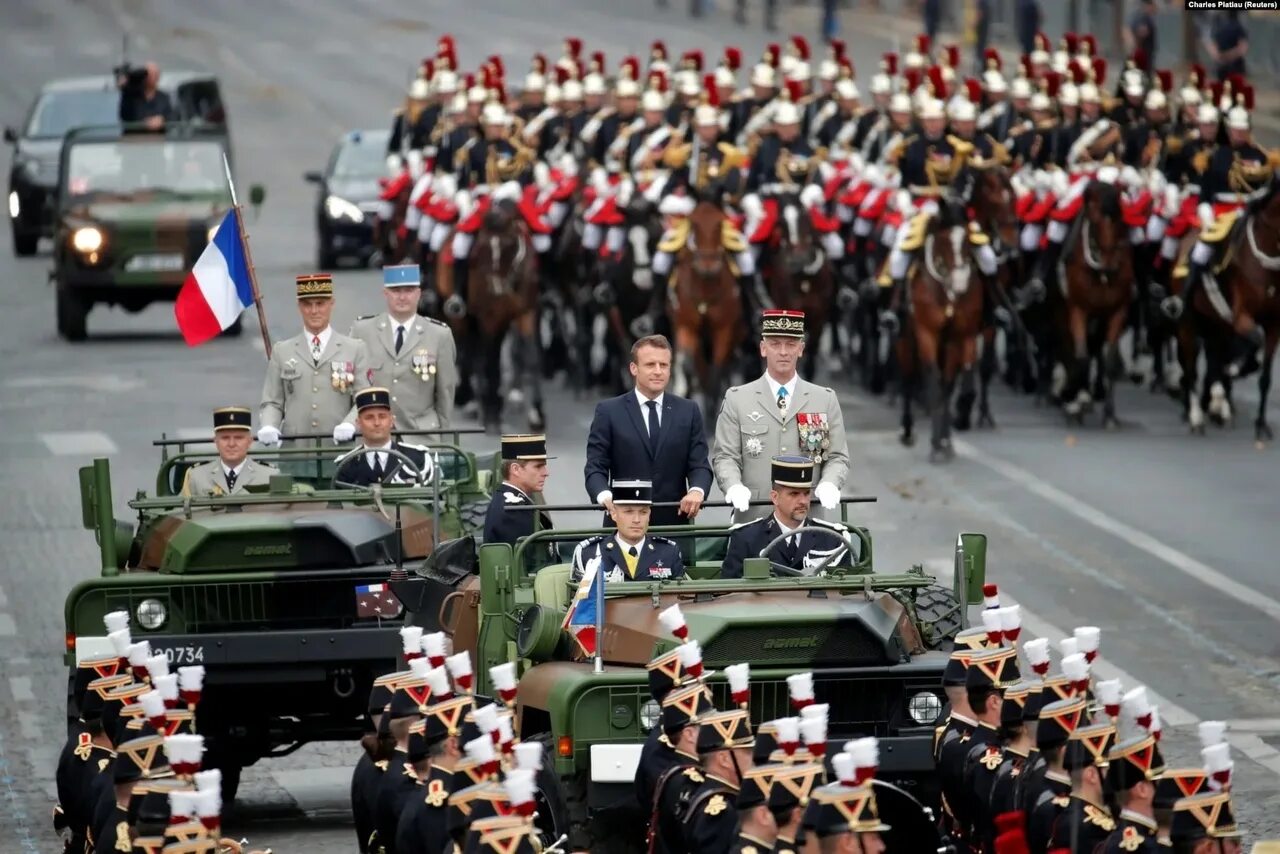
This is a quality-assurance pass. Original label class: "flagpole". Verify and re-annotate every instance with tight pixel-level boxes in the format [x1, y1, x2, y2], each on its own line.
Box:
[593, 565, 605, 674]
[222, 153, 273, 360]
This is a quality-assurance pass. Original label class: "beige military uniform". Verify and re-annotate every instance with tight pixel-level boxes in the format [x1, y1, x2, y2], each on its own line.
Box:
[181, 458, 275, 497]
[259, 330, 370, 437]
[348, 314, 458, 430]
[712, 375, 851, 522]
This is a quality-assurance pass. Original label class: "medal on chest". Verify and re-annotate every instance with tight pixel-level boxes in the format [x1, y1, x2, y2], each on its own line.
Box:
[795, 413, 831, 463]
[331, 360, 355, 391]
[412, 348, 437, 380]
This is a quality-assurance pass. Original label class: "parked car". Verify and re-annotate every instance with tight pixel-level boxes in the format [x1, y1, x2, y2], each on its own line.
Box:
[305, 128, 390, 268]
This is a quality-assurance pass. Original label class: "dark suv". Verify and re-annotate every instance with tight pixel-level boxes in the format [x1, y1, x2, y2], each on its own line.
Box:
[305, 128, 390, 268]
[6, 71, 228, 256]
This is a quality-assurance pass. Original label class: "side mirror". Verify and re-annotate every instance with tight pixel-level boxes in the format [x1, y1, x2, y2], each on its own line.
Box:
[303, 170, 323, 184]
[3, 126, 16, 144]
[249, 183, 266, 206]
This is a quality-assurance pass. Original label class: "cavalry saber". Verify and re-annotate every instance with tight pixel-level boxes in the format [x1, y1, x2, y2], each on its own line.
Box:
[151, 427, 486, 446]
[503, 496, 878, 511]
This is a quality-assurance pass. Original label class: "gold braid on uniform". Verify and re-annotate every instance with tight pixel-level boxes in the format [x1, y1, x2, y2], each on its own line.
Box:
[662, 140, 693, 169]
[485, 132, 537, 185]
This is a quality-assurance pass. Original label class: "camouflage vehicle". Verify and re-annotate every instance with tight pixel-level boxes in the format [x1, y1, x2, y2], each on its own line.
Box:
[49, 121, 264, 341]
[390, 504, 989, 850]
[66, 431, 493, 799]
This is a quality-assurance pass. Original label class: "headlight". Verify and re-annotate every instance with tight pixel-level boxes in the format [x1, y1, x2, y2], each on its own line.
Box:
[7, 191, 17, 219]
[907, 691, 943, 725]
[325, 195, 364, 222]
[639, 699, 661, 731]
[136, 599, 168, 630]
[71, 227, 103, 253]
[207, 224, 220, 243]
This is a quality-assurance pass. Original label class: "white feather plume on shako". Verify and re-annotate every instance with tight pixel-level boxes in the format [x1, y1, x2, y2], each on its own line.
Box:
[445, 651, 473, 692]
[104, 610, 130, 634]
[424, 666, 453, 702]
[400, 626, 424, 659]
[1023, 637, 1051, 676]
[787, 672, 815, 710]
[658, 603, 689, 640]
[845, 736, 879, 784]
[1074, 626, 1100, 663]
[726, 662, 750, 706]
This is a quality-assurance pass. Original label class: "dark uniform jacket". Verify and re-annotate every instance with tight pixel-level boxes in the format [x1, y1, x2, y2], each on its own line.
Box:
[389, 106, 437, 155]
[892, 132, 966, 196]
[967, 739, 1010, 851]
[56, 727, 105, 850]
[1200, 141, 1272, 203]
[730, 96, 771, 144]
[435, 123, 478, 176]
[1026, 771, 1071, 854]
[773, 834, 801, 854]
[664, 138, 746, 202]
[457, 136, 535, 189]
[351, 750, 386, 853]
[93, 802, 131, 854]
[335, 441, 430, 488]
[650, 747, 703, 854]
[373, 751, 419, 854]
[395, 764, 452, 854]
[721, 513, 855, 579]
[635, 726, 679, 817]
[590, 110, 641, 166]
[1048, 794, 1116, 853]
[1051, 121, 1084, 168]
[483, 482, 551, 547]
[682, 774, 740, 853]
[939, 721, 997, 846]
[1009, 122, 1056, 171]
[571, 534, 685, 582]
[746, 135, 822, 194]
[1122, 120, 1172, 170]
[1100, 810, 1163, 853]
[987, 746, 1032, 842]
[731, 831, 776, 853]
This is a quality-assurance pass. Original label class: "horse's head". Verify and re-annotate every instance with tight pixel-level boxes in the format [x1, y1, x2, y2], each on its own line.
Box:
[475, 196, 530, 295]
[1081, 179, 1128, 276]
[687, 200, 728, 279]
[971, 167, 1019, 259]
[774, 193, 824, 278]
[921, 219, 974, 296]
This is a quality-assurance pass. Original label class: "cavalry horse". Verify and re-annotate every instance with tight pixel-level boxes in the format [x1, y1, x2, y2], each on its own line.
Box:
[435, 197, 545, 434]
[668, 200, 744, 432]
[1056, 179, 1136, 428]
[761, 191, 836, 381]
[373, 167, 414, 265]
[897, 202, 986, 461]
[1173, 175, 1280, 441]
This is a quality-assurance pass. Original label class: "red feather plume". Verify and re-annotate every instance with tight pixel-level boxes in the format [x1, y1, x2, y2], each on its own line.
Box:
[829, 38, 846, 60]
[964, 77, 982, 104]
[723, 46, 742, 71]
[791, 35, 811, 61]
[984, 48, 1002, 72]
[881, 53, 898, 76]
[703, 73, 720, 108]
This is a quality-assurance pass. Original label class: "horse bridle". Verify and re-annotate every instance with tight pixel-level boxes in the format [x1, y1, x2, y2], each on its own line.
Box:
[486, 231, 528, 295]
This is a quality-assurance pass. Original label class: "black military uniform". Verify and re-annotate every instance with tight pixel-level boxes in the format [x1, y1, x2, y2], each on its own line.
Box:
[334, 388, 431, 488]
[730, 764, 778, 853]
[589, 108, 641, 167]
[969, 681, 1033, 851]
[436, 118, 478, 177]
[1023, 694, 1087, 854]
[94, 733, 168, 854]
[663, 137, 746, 202]
[457, 133, 537, 190]
[1122, 115, 1172, 170]
[649, 682, 714, 853]
[483, 434, 553, 549]
[1098, 733, 1167, 853]
[57, 665, 124, 852]
[989, 682, 1044, 846]
[951, 647, 1020, 847]
[352, 676, 399, 853]
[371, 677, 433, 854]
[850, 106, 884, 154]
[729, 94, 772, 145]
[1009, 119, 1056, 170]
[683, 708, 754, 852]
[636, 648, 686, 814]
[1167, 790, 1241, 851]
[892, 128, 970, 201]
[1047, 722, 1117, 853]
[394, 711, 453, 854]
[389, 101, 436, 156]
[570, 480, 685, 582]
[745, 133, 823, 194]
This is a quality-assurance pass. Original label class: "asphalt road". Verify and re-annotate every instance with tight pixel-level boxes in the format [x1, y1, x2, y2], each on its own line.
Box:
[2, 0, 1279, 851]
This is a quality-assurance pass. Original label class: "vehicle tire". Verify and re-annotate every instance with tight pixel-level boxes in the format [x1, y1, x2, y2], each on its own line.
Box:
[12, 229, 38, 257]
[528, 734, 573, 848]
[459, 499, 488, 536]
[907, 584, 966, 650]
[222, 313, 244, 337]
[56, 287, 89, 341]
[558, 762, 643, 854]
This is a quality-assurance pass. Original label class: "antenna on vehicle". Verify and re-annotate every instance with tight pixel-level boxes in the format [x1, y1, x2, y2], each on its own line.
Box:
[389, 502, 407, 581]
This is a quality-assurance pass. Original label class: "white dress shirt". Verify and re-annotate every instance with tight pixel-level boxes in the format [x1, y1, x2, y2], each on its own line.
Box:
[364, 440, 393, 471]
[222, 462, 243, 483]
[305, 326, 334, 360]
[772, 513, 800, 546]
[635, 389, 664, 432]
[614, 534, 646, 556]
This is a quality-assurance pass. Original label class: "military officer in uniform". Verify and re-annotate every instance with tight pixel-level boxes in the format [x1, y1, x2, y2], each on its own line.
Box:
[683, 708, 754, 852]
[649, 682, 714, 854]
[721, 455, 856, 578]
[970, 681, 1033, 851]
[804, 777, 890, 853]
[353, 675, 399, 853]
[730, 764, 779, 853]
[349, 264, 458, 432]
[1049, 721, 1118, 852]
[948, 646, 1018, 850]
[1099, 733, 1166, 853]
[258, 274, 369, 447]
[713, 309, 850, 523]
[483, 433, 553, 548]
[180, 407, 276, 497]
[334, 388, 433, 488]
[1025, 695, 1086, 854]
[1168, 790, 1243, 853]
[570, 480, 684, 582]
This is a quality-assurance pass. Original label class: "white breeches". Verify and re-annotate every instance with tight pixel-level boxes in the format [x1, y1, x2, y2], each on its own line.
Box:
[582, 224, 625, 253]
[822, 232, 845, 260]
[452, 232, 474, 260]
[1020, 223, 1043, 252]
[1046, 219, 1070, 245]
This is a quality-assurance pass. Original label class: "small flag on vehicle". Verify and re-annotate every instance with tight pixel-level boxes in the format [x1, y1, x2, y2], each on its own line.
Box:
[355, 582, 402, 618]
[561, 558, 603, 657]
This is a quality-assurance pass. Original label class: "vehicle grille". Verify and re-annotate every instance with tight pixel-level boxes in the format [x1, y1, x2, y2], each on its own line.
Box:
[701, 622, 887, 668]
[706, 674, 899, 736]
[102, 573, 399, 633]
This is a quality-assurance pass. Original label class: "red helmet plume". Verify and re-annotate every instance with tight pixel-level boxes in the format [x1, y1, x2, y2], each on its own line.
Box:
[790, 35, 811, 61]
[703, 73, 720, 108]
[723, 46, 742, 71]
[881, 52, 898, 76]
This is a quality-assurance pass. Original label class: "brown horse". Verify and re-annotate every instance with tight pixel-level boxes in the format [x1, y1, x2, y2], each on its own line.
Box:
[435, 198, 545, 433]
[1174, 180, 1280, 441]
[372, 171, 414, 264]
[668, 201, 744, 432]
[1055, 179, 1135, 428]
[897, 206, 986, 461]
[764, 192, 835, 381]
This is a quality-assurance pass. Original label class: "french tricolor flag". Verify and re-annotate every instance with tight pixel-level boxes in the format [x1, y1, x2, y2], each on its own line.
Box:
[174, 207, 253, 346]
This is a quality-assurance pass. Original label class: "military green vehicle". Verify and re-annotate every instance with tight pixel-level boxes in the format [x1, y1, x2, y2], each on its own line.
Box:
[388, 504, 989, 850]
[66, 431, 492, 799]
[49, 121, 265, 341]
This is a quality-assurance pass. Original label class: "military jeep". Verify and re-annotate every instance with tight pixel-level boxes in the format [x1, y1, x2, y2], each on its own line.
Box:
[65, 431, 492, 799]
[390, 503, 989, 850]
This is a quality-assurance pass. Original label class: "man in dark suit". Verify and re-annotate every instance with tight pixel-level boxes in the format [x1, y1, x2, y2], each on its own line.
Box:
[584, 335, 713, 529]
[334, 388, 432, 487]
[721, 455, 857, 579]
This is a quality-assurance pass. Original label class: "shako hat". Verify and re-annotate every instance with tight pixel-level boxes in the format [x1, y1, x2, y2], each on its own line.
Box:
[696, 708, 754, 754]
[1155, 768, 1209, 809]
[965, 647, 1021, 690]
[383, 263, 422, 288]
[610, 480, 652, 505]
[114, 732, 169, 783]
[943, 627, 990, 685]
[1170, 790, 1240, 842]
[1064, 721, 1116, 771]
[1000, 681, 1034, 727]
[1107, 733, 1166, 791]
[646, 648, 684, 702]
[355, 387, 392, 412]
[737, 763, 778, 809]
[771, 455, 815, 488]
[761, 308, 806, 338]
[661, 682, 714, 737]
[767, 761, 826, 811]
[807, 782, 891, 837]
[296, 272, 334, 299]
[501, 434, 552, 461]
[212, 406, 252, 432]
[1036, 695, 1088, 750]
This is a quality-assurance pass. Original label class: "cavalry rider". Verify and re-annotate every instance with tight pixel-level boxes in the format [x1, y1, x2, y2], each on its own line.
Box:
[977, 51, 1017, 143]
[448, 98, 551, 307]
[628, 82, 677, 203]
[1165, 92, 1276, 330]
[388, 77, 435, 159]
[949, 79, 1006, 163]
[810, 75, 863, 151]
[729, 50, 778, 145]
[1008, 78, 1058, 172]
[1154, 103, 1221, 293]
[580, 59, 643, 268]
[851, 54, 894, 155]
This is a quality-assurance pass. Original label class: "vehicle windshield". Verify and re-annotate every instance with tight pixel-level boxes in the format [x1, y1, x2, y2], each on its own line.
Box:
[25, 89, 120, 139]
[64, 139, 229, 200]
[331, 132, 390, 179]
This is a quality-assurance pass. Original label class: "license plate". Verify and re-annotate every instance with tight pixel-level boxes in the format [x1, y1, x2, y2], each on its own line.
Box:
[151, 644, 206, 665]
[125, 253, 185, 272]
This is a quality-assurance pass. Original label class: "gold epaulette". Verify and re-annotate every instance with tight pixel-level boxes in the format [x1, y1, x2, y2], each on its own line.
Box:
[812, 145, 829, 164]
[718, 142, 749, 171]
[1269, 149, 1280, 168]
[1166, 135, 1184, 156]
[947, 134, 975, 157]
[662, 142, 692, 169]
[1192, 149, 1211, 175]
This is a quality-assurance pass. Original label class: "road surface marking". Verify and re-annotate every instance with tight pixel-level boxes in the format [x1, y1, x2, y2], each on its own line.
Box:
[0, 585, 7, 609]
[953, 439, 1280, 624]
[0, 614, 15, 636]
[39, 431, 119, 457]
[8, 677, 33, 704]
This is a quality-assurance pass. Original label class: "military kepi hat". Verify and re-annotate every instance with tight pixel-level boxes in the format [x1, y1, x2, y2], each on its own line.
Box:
[212, 406, 252, 432]
[611, 480, 652, 505]
[772, 455, 815, 488]
[355, 387, 392, 412]
[501, 434, 553, 461]
[383, 263, 422, 288]
[296, 273, 334, 299]
[761, 309, 806, 338]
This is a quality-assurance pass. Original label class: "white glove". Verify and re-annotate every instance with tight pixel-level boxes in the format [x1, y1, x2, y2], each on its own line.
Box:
[596, 490, 613, 506]
[332, 422, 356, 444]
[724, 483, 752, 513]
[814, 481, 841, 510]
[257, 426, 281, 447]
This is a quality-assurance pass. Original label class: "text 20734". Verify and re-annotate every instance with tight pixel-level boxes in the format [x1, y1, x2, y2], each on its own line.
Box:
[152, 645, 206, 664]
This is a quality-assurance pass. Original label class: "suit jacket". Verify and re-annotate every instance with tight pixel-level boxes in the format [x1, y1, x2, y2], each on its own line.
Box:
[570, 535, 685, 582]
[349, 314, 458, 431]
[181, 457, 275, 497]
[335, 441, 430, 487]
[584, 392, 713, 528]
[720, 514, 856, 579]
[712, 375, 851, 522]
[259, 330, 370, 437]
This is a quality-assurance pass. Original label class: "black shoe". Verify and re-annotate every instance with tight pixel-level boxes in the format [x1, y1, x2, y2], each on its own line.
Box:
[1163, 262, 1204, 320]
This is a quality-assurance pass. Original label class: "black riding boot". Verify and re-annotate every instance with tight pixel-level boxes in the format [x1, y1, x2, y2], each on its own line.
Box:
[1163, 260, 1205, 321]
[446, 257, 469, 319]
[1025, 240, 1062, 303]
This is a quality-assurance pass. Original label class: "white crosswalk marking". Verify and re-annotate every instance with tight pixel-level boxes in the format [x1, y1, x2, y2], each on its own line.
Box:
[39, 430, 118, 456]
